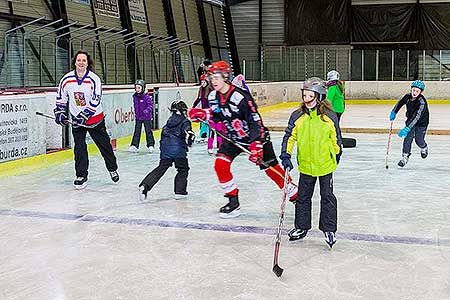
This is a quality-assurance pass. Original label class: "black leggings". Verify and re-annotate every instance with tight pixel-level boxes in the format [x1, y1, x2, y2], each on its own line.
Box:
[140, 158, 190, 195]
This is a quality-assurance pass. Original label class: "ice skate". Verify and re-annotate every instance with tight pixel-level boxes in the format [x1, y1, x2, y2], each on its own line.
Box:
[74, 176, 88, 190]
[196, 138, 206, 144]
[420, 146, 428, 159]
[219, 195, 241, 218]
[138, 184, 149, 201]
[147, 146, 154, 153]
[129, 145, 139, 153]
[288, 228, 308, 241]
[175, 193, 188, 200]
[397, 153, 410, 167]
[324, 231, 336, 249]
[109, 170, 120, 183]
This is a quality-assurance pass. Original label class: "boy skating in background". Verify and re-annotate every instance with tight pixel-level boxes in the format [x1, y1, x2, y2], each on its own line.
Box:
[389, 80, 429, 167]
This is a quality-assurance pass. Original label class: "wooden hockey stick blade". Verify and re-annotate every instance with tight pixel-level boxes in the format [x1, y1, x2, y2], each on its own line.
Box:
[273, 264, 283, 277]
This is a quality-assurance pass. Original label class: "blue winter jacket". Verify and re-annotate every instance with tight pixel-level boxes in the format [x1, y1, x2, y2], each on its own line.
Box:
[160, 113, 192, 159]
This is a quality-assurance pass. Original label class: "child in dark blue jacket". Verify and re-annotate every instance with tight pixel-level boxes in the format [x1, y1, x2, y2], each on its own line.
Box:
[139, 101, 195, 200]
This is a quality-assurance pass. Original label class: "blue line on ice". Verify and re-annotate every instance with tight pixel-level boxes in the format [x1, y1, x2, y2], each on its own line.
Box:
[1, 208, 449, 247]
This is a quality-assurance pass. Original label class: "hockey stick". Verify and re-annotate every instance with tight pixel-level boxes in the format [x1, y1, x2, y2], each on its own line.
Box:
[195, 118, 294, 184]
[385, 121, 394, 169]
[272, 167, 290, 277]
[36, 111, 96, 129]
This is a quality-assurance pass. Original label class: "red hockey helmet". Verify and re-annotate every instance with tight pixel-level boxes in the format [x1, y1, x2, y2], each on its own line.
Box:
[207, 60, 231, 80]
[200, 74, 208, 81]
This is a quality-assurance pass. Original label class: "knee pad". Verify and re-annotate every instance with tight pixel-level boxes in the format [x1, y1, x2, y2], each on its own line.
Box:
[215, 154, 232, 182]
[215, 154, 238, 195]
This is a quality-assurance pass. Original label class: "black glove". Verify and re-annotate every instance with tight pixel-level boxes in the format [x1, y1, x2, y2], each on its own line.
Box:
[73, 110, 90, 126]
[54, 107, 68, 126]
[185, 130, 195, 147]
[280, 153, 293, 171]
[336, 148, 343, 165]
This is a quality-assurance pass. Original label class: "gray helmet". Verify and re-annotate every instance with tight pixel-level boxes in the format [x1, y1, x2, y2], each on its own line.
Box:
[302, 77, 327, 101]
[135, 79, 145, 91]
[327, 70, 340, 81]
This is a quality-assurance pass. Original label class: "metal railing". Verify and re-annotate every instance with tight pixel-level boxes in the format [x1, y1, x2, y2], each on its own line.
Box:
[242, 46, 450, 82]
[2, 17, 202, 88]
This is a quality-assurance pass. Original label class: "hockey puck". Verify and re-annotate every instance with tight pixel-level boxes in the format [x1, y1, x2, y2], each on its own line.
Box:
[342, 137, 356, 148]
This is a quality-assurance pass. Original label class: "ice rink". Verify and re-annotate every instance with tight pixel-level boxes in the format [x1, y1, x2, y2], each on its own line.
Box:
[1, 109, 450, 299]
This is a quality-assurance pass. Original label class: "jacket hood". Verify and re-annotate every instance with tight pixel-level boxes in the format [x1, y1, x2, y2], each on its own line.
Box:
[166, 113, 186, 128]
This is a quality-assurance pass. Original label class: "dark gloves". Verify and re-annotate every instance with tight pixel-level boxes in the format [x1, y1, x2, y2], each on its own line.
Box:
[280, 152, 293, 171]
[54, 107, 68, 126]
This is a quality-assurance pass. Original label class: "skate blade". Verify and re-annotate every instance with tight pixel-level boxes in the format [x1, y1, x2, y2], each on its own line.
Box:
[174, 194, 188, 200]
[272, 264, 284, 277]
[219, 208, 241, 219]
[325, 241, 336, 249]
[74, 182, 87, 190]
[138, 187, 148, 202]
[138, 193, 147, 202]
[288, 236, 305, 241]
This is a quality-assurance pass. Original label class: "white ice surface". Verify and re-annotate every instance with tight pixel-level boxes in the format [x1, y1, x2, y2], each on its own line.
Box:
[1, 132, 450, 300]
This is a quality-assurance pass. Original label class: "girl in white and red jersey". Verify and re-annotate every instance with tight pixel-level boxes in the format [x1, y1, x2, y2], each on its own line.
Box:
[54, 50, 119, 189]
[188, 61, 297, 218]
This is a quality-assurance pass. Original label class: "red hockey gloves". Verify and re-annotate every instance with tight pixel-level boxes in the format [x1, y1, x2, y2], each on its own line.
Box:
[248, 141, 263, 164]
[188, 108, 212, 122]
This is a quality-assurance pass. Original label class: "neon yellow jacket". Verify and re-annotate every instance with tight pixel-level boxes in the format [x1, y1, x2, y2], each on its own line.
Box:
[281, 107, 342, 177]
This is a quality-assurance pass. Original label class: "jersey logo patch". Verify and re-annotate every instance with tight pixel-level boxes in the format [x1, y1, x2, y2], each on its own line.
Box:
[74, 92, 86, 106]
[232, 119, 247, 137]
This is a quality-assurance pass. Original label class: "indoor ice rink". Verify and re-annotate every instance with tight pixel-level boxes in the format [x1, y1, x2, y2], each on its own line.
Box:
[1, 0, 450, 299]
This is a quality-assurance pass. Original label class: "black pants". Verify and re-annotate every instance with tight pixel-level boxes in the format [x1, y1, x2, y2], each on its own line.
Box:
[402, 126, 427, 154]
[72, 120, 118, 178]
[140, 158, 190, 195]
[295, 172, 337, 232]
[131, 120, 155, 148]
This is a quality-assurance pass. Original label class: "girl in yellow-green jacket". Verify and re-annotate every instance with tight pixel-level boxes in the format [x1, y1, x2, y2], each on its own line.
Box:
[280, 77, 342, 249]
